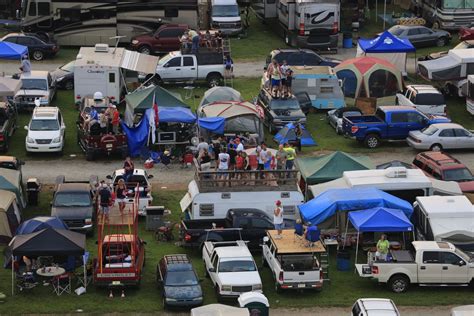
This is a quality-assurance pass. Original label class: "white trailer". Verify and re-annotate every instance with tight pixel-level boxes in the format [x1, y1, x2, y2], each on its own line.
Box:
[74, 44, 158, 104]
[467, 75, 474, 115]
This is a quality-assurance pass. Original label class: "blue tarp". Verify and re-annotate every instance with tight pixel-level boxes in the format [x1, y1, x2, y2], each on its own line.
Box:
[274, 123, 316, 146]
[16, 216, 68, 235]
[121, 115, 150, 157]
[358, 31, 415, 53]
[348, 207, 413, 232]
[0, 42, 28, 60]
[198, 117, 226, 134]
[159, 106, 196, 123]
[299, 187, 413, 225]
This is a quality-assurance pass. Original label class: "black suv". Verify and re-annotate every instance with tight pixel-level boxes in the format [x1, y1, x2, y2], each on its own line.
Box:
[0, 33, 59, 61]
[256, 88, 306, 133]
[265, 49, 340, 69]
[157, 254, 203, 309]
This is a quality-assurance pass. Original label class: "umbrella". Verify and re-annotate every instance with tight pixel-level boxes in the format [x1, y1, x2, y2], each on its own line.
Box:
[0, 77, 21, 97]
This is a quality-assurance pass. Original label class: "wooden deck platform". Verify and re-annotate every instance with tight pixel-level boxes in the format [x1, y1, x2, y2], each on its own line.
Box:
[267, 230, 326, 254]
[97, 205, 136, 226]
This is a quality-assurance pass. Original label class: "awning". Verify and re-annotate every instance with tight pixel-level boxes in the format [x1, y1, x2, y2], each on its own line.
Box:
[121, 50, 159, 74]
[180, 192, 193, 212]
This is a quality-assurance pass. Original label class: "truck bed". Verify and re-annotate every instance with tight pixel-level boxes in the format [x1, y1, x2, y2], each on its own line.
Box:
[181, 219, 228, 230]
[344, 115, 383, 124]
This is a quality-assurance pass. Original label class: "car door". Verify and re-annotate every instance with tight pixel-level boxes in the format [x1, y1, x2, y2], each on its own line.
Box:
[406, 28, 422, 47]
[387, 112, 409, 139]
[16, 36, 35, 50]
[438, 128, 456, 149]
[440, 252, 469, 283]
[161, 57, 182, 80]
[417, 27, 435, 47]
[181, 56, 197, 81]
[453, 128, 474, 149]
[158, 28, 183, 52]
[418, 251, 444, 283]
[405, 111, 426, 133]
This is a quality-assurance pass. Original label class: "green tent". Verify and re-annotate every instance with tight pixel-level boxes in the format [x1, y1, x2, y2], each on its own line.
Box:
[296, 151, 373, 185]
[0, 169, 26, 208]
[125, 85, 189, 112]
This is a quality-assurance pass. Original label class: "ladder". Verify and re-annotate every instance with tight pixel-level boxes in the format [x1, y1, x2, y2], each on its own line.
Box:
[320, 252, 330, 283]
[221, 36, 233, 88]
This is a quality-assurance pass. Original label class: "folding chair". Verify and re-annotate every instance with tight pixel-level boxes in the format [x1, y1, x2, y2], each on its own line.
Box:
[294, 222, 304, 242]
[52, 273, 71, 296]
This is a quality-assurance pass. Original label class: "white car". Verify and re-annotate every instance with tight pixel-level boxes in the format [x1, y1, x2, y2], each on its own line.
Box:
[407, 123, 474, 151]
[351, 298, 400, 316]
[24, 107, 65, 153]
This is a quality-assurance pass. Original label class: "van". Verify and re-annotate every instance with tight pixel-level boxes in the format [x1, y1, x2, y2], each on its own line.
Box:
[210, 0, 243, 35]
[24, 107, 65, 154]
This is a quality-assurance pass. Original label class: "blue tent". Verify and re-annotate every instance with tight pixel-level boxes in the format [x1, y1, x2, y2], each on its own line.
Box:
[358, 31, 415, 53]
[198, 117, 225, 134]
[16, 216, 68, 235]
[299, 187, 413, 225]
[274, 123, 316, 146]
[348, 207, 413, 232]
[159, 106, 196, 123]
[0, 42, 28, 60]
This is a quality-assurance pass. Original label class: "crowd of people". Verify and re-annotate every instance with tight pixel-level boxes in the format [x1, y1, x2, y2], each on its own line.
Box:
[83, 92, 121, 135]
[179, 28, 225, 54]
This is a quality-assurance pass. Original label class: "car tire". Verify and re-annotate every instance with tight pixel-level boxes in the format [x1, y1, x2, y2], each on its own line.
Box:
[436, 37, 447, 47]
[430, 143, 442, 152]
[64, 80, 74, 90]
[32, 50, 44, 61]
[138, 45, 152, 55]
[388, 275, 409, 293]
[207, 74, 222, 88]
[364, 134, 380, 149]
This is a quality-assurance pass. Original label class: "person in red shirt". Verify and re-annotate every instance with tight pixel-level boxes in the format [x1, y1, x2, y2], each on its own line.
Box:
[111, 105, 120, 134]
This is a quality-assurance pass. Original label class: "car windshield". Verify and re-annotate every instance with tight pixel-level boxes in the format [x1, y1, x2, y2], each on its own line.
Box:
[443, 168, 473, 182]
[165, 270, 198, 286]
[415, 93, 445, 105]
[21, 78, 47, 90]
[54, 192, 91, 207]
[60, 61, 75, 72]
[212, 5, 239, 17]
[30, 119, 59, 131]
[421, 125, 439, 136]
[219, 260, 256, 272]
[158, 54, 173, 66]
[270, 98, 301, 110]
[388, 26, 404, 36]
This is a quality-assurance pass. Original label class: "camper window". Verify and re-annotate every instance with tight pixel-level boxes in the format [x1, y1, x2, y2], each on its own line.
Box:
[385, 189, 425, 204]
[282, 205, 296, 215]
[28, 0, 36, 16]
[109, 73, 115, 83]
[467, 63, 474, 74]
[37, 2, 49, 15]
[320, 86, 333, 94]
[165, 8, 178, 18]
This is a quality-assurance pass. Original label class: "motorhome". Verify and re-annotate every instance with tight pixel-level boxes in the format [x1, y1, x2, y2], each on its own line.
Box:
[467, 75, 474, 115]
[74, 44, 158, 104]
[210, 0, 243, 35]
[411, 0, 474, 30]
[309, 167, 462, 203]
[180, 167, 304, 220]
[19, 0, 199, 46]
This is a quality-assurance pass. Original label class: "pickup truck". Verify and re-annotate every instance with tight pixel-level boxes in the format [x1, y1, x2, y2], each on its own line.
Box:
[202, 240, 262, 299]
[152, 51, 225, 87]
[262, 230, 324, 292]
[396, 85, 446, 116]
[342, 106, 450, 148]
[0, 101, 16, 152]
[356, 241, 474, 293]
[180, 208, 294, 249]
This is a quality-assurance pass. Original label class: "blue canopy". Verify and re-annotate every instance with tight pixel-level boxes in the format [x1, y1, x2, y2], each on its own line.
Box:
[348, 207, 413, 232]
[274, 123, 316, 146]
[198, 117, 225, 134]
[0, 42, 28, 60]
[16, 216, 68, 235]
[358, 31, 415, 53]
[159, 106, 196, 123]
[299, 187, 413, 225]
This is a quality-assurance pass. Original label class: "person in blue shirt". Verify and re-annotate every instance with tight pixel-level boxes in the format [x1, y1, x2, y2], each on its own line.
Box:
[85, 105, 99, 131]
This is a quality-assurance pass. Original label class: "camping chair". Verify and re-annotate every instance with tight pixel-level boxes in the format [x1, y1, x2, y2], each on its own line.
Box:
[16, 272, 38, 292]
[52, 273, 71, 296]
[160, 152, 171, 169]
[306, 226, 320, 248]
[294, 222, 304, 241]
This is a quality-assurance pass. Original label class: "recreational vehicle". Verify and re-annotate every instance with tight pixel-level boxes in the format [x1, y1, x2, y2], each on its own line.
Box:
[412, 0, 474, 30]
[210, 0, 243, 35]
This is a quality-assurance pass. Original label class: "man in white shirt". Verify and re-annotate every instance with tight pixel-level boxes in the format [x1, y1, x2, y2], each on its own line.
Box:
[235, 138, 244, 152]
[197, 137, 209, 154]
[273, 200, 284, 238]
[217, 147, 230, 182]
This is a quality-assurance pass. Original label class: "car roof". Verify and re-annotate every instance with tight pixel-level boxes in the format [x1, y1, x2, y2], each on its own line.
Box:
[56, 183, 91, 192]
[21, 71, 50, 79]
[416, 151, 467, 170]
[412, 241, 455, 251]
[430, 122, 464, 129]
[215, 245, 252, 258]
[32, 107, 59, 118]
[167, 263, 194, 272]
[359, 299, 398, 313]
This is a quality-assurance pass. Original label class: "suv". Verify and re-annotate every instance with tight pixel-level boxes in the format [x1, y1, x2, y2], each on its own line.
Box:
[14, 71, 56, 111]
[256, 88, 306, 133]
[0, 33, 59, 61]
[351, 298, 400, 316]
[157, 254, 203, 308]
[264, 49, 339, 69]
[396, 85, 446, 116]
[413, 151, 474, 193]
[24, 106, 65, 153]
[130, 24, 188, 55]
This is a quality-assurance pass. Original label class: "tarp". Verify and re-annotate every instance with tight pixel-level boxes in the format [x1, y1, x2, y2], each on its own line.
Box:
[296, 151, 372, 185]
[121, 116, 149, 157]
[16, 216, 68, 235]
[358, 31, 415, 53]
[198, 117, 225, 134]
[348, 207, 413, 232]
[199, 86, 243, 108]
[299, 187, 413, 225]
[273, 123, 316, 146]
[0, 77, 21, 97]
[0, 42, 28, 60]
[9, 228, 86, 256]
[159, 106, 196, 123]
[0, 169, 26, 208]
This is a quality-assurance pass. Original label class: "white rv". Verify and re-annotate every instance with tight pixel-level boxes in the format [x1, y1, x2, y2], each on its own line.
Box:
[210, 0, 243, 35]
[74, 44, 158, 104]
[309, 167, 462, 203]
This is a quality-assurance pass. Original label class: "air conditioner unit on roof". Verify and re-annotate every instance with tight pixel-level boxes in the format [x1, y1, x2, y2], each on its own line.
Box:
[385, 167, 408, 178]
[94, 43, 109, 53]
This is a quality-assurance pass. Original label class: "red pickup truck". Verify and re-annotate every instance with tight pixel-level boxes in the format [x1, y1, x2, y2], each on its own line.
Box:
[129, 24, 189, 55]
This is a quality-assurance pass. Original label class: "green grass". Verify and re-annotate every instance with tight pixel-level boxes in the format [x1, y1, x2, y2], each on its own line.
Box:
[0, 189, 473, 313]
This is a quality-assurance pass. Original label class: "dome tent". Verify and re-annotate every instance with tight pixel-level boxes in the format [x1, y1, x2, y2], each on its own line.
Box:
[335, 56, 403, 107]
[199, 86, 243, 108]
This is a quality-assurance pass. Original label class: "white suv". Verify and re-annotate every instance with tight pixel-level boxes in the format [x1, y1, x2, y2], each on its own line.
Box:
[351, 298, 400, 316]
[24, 107, 65, 153]
[15, 71, 56, 111]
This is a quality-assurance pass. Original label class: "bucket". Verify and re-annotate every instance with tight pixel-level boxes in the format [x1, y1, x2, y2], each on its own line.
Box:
[336, 250, 351, 271]
[343, 32, 352, 48]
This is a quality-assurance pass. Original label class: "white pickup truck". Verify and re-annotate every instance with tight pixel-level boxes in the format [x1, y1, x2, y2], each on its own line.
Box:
[356, 241, 474, 293]
[202, 240, 262, 299]
[262, 230, 324, 292]
[396, 85, 446, 116]
[153, 51, 225, 87]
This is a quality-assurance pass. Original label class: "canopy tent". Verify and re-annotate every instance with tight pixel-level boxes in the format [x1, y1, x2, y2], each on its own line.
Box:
[376, 160, 413, 169]
[0, 77, 21, 97]
[16, 216, 68, 235]
[0, 190, 20, 243]
[158, 106, 196, 124]
[273, 123, 316, 147]
[296, 151, 372, 186]
[299, 187, 413, 225]
[0, 169, 26, 208]
[0, 42, 28, 60]
[357, 31, 415, 75]
[198, 117, 226, 135]
[199, 86, 243, 108]
[335, 56, 403, 107]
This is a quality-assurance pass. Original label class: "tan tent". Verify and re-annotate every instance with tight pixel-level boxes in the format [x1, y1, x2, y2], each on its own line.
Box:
[0, 190, 20, 243]
[0, 168, 26, 208]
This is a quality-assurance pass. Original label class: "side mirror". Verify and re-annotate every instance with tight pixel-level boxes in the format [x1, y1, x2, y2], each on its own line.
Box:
[208, 267, 215, 273]
[263, 236, 269, 243]
[147, 174, 154, 179]
[106, 175, 112, 180]
[163, 64, 169, 68]
[24, 125, 28, 131]
[458, 260, 466, 266]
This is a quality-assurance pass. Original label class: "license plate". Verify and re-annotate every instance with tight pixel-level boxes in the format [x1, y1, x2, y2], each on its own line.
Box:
[112, 281, 121, 285]
[106, 144, 113, 148]
[298, 284, 305, 288]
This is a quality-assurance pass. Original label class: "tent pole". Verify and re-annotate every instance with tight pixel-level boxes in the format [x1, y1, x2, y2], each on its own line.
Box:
[354, 231, 360, 271]
[343, 218, 349, 250]
[11, 256, 14, 296]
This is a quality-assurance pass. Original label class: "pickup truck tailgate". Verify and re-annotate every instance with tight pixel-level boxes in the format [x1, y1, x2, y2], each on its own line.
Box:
[284, 270, 320, 283]
[355, 264, 373, 278]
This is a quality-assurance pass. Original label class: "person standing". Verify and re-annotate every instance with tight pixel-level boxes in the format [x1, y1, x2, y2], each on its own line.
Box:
[285, 66, 294, 96]
[188, 28, 200, 54]
[19, 54, 31, 73]
[111, 105, 120, 134]
[235, 138, 244, 153]
[115, 179, 127, 214]
[99, 182, 112, 218]
[123, 156, 135, 183]
[224, 54, 233, 79]
[376, 234, 390, 261]
[280, 60, 289, 97]
[276, 144, 287, 170]
[273, 200, 284, 239]
[267, 59, 282, 98]
[284, 143, 296, 170]
[257, 145, 266, 179]
[197, 137, 209, 155]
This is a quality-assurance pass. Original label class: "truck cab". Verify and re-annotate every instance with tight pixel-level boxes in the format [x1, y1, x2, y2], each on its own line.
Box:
[396, 85, 446, 116]
[210, 0, 243, 36]
[14, 71, 56, 110]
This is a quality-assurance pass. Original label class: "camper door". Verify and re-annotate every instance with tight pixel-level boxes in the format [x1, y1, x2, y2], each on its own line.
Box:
[106, 70, 120, 102]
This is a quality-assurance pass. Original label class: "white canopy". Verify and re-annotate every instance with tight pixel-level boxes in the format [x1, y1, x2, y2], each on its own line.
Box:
[191, 304, 249, 316]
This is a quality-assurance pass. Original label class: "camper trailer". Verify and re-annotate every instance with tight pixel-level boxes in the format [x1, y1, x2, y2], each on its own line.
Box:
[74, 44, 158, 104]
[309, 167, 462, 203]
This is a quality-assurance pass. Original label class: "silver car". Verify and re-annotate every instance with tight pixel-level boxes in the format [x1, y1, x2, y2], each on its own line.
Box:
[407, 123, 474, 151]
[327, 107, 362, 134]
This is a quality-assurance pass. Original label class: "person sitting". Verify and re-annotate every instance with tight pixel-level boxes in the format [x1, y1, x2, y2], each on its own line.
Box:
[84, 105, 99, 131]
[161, 150, 171, 169]
[204, 30, 213, 48]
[99, 110, 108, 134]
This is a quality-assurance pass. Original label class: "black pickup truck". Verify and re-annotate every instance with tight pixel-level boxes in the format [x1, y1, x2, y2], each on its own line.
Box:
[0, 102, 17, 152]
[180, 209, 294, 249]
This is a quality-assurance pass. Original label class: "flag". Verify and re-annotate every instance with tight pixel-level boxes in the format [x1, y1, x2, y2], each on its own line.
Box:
[153, 91, 159, 125]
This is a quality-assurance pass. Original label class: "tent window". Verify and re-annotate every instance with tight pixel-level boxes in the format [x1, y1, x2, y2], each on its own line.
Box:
[368, 69, 399, 98]
[337, 70, 357, 98]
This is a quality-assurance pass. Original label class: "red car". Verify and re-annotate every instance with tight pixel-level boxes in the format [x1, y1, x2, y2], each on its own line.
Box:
[459, 27, 474, 41]
[129, 24, 189, 55]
